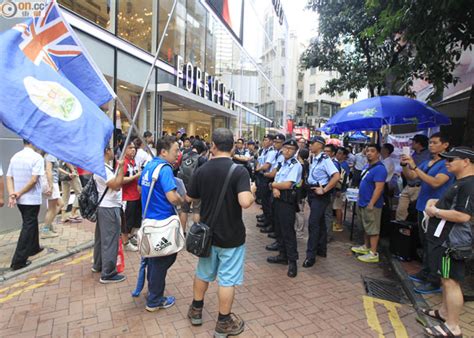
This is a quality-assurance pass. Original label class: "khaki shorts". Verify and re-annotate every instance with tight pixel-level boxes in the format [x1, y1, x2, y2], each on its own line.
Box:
[358, 206, 382, 235]
[333, 193, 345, 210]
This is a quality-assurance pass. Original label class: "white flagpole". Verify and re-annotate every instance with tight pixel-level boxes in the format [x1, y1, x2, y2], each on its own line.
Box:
[118, 0, 178, 161]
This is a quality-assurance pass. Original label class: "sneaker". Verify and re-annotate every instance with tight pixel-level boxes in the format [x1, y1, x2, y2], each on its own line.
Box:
[357, 251, 379, 263]
[129, 235, 138, 246]
[214, 313, 245, 338]
[414, 283, 442, 295]
[40, 228, 59, 239]
[351, 244, 370, 255]
[408, 272, 427, 283]
[333, 223, 344, 232]
[146, 296, 176, 312]
[91, 267, 100, 273]
[188, 304, 203, 326]
[124, 241, 138, 252]
[99, 274, 126, 284]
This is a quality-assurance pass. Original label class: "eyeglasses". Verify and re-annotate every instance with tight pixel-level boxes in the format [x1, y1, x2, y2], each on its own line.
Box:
[446, 157, 462, 163]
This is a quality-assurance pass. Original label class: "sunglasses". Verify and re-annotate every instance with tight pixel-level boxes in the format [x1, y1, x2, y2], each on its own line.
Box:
[446, 157, 463, 163]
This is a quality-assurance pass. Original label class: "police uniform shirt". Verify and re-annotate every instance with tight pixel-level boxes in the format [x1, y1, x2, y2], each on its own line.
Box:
[271, 149, 285, 171]
[263, 147, 277, 172]
[275, 157, 302, 187]
[235, 148, 251, 158]
[257, 147, 269, 166]
[307, 152, 339, 185]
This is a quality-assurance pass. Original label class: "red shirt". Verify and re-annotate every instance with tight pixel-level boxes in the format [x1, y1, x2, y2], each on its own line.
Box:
[122, 157, 140, 201]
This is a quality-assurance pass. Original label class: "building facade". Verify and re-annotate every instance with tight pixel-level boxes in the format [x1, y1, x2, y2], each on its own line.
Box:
[0, 0, 290, 231]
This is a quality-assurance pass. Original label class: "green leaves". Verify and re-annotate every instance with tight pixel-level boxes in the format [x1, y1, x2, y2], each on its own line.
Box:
[301, 0, 474, 101]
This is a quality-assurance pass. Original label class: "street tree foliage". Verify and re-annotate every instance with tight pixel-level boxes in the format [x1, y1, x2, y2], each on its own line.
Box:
[300, 0, 474, 100]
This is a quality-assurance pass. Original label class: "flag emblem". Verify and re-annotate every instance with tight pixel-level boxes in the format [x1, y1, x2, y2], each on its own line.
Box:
[14, 2, 81, 71]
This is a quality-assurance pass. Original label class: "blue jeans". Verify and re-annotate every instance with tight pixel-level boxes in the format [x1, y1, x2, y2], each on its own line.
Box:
[146, 253, 177, 307]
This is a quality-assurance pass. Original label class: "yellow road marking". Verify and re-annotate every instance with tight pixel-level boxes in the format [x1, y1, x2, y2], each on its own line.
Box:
[65, 252, 92, 266]
[0, 273, 64, 304]
[363, 296, 409, 338]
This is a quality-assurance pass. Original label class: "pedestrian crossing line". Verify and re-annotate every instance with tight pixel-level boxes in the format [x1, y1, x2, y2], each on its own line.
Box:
[65, 252, 93, 266]
[363, 295, 409, 338]
[0, 273, 64, 304]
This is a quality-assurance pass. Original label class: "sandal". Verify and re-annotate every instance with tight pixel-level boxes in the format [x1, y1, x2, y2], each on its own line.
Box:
[421, 308, 446, 322]
[424, 323, 462, 337]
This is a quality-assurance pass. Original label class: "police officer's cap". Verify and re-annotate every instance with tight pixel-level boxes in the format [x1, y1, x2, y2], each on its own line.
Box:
[247, 140, 255, 145]
[264, 134, 275, 140]
[310, 136, 326, 145]
[274, 133, 286, 141]
[283, 139, 298, 148]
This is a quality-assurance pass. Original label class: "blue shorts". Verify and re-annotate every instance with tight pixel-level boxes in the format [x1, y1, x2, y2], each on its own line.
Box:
[196, 245, 246, 287]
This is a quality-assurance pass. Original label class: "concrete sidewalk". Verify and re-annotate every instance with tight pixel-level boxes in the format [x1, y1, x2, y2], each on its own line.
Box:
[0, 215, 94, 281]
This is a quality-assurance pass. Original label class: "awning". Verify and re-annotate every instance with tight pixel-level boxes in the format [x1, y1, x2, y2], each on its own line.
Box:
[157, 83, 238, 118]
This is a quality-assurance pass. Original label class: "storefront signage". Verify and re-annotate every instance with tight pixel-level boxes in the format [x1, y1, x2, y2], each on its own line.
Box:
[175, 55, 236, 110]
[272, 0, 285, 25]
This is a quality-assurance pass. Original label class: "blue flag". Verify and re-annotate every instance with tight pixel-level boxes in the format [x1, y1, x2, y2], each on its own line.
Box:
[0, 2, 114, 178]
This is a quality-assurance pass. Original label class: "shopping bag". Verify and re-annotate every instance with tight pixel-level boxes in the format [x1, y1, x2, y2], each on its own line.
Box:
[117, 238, 125, 273]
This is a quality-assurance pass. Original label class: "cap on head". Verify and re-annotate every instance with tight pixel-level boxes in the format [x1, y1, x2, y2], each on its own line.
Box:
[274, 134, 286, 142]
[247, 140, 255, 145]
[439, 147, 474, 162]
[310, 136, 326, 146]
[283, 139, 298, 148]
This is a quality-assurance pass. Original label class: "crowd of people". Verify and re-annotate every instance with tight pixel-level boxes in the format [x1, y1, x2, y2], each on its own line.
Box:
[1, 128, 472, 337]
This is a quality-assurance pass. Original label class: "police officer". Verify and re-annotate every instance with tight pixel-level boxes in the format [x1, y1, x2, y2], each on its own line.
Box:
[255, 135, 277, 228]
[303, 136, 340, 268]
[259, 134, 286, 236]
[233, 138, 252, 177]
[267, 139, 302, 278]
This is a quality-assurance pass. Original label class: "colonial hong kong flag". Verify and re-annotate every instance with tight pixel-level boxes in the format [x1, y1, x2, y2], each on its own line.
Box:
[0, 0, 114, 178]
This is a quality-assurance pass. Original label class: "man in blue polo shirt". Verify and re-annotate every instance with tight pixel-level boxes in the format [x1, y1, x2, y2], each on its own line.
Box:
[351, 144, 387, 263]
[139, 135, 184, 312]
[401, 132, 454, 294]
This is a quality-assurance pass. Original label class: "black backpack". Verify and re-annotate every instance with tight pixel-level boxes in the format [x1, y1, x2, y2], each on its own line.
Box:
[178, 152, 200, 189]
[78, 175, 108, 222]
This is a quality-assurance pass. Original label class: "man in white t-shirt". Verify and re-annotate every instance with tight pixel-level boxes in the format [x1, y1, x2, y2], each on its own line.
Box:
[92, 145, 126, 284]
[0, 165, 4, 208]
[381, 143, 396, 183]
[134, 137, 152, 169]
[6, 140, 45, 270]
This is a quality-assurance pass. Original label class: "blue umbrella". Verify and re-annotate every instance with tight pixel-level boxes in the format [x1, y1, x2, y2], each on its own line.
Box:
[348, 131, 370, 142]
[320, 96, 451, 134]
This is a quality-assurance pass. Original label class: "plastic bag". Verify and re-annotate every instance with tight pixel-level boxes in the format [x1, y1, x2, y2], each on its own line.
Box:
[117, 238, 125, 273]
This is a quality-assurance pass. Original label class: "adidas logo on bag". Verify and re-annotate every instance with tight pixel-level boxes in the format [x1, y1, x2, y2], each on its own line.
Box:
[154, 237, 172, 251]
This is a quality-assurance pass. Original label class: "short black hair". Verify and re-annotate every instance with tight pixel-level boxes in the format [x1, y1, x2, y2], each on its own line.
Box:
[156, 135, 177, 155]
[143, 131, 152, 138]
[133, 137, 143, 147]
[338, 147, 349, 156]
[237, 138, 245, 143]
[382, 143, 394, 154]
[324, 144, 337, 154]
[212, 128, 234, 152]
[23, 139, 31, 145]
[367, 143, 381, 153]
[298, 148, 310, 161]
[430, 132, 450, 144]
[193, 140, 207, 154]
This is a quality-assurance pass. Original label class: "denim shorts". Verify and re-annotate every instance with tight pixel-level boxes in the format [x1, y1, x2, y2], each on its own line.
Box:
[196, 244, 246, 287]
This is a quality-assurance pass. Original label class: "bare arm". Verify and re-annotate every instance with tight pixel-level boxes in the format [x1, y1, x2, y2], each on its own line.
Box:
[264, 167, 277, 178]
[426, 206, 471, 223]
[166, 190, 184, 206]
[238, 191, 254, 209]
[123, 171, 141, 184]
[256, 162, 271, 172]
[106, 161, 125, 191]
[45, 160, 53, 187]
[368, 182, 385, 208]
[414, 170, 450, 189]
[271, 181, 293, 190]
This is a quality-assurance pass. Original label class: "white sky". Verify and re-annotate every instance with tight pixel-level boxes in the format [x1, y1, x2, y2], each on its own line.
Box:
[282, 0, 318, 45]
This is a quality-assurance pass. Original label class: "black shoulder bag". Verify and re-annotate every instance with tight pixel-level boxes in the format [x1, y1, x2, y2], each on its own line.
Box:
[186, 163, 237, 257]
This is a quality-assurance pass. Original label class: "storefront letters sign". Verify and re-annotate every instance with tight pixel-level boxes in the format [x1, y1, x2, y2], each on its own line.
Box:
[175, 55, 236, 110]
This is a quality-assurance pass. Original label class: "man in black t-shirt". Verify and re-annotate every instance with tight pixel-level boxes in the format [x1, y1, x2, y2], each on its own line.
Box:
[422, 147, 474, 338]
[186, 128, 255, 337]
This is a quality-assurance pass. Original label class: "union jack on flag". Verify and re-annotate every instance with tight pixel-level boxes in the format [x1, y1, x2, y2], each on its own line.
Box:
[11, 0, 115, 106]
